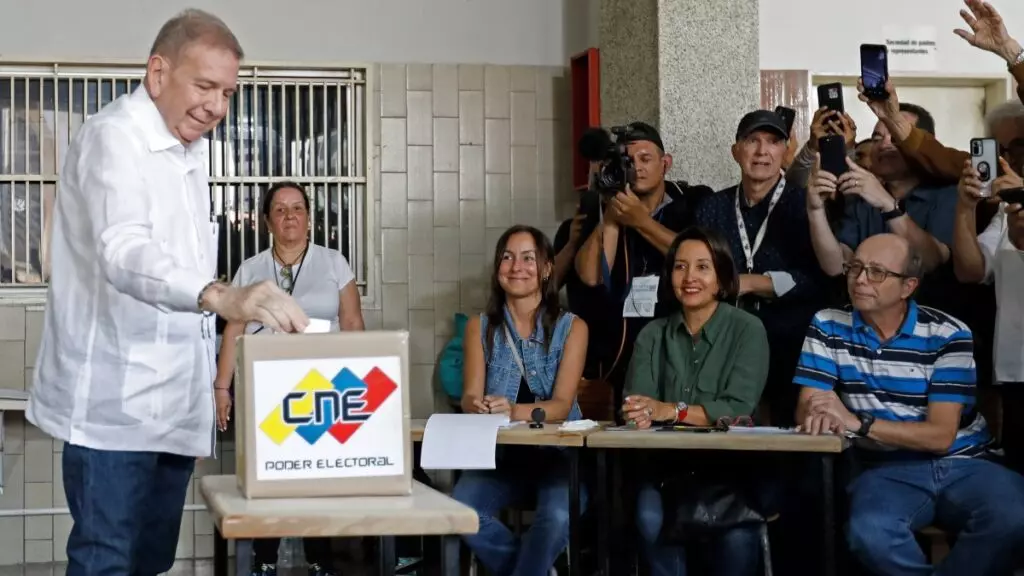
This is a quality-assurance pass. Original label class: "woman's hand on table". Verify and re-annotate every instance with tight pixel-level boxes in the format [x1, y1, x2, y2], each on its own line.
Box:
[622, 395, 674, 429]
[483, 395, 512, 414]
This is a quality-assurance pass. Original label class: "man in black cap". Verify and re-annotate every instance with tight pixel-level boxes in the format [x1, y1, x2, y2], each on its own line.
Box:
[574, 121, 714, 409]
[694, 110, 828, 426]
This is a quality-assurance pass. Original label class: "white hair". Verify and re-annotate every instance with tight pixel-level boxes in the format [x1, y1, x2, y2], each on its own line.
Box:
[984, 100, 1024, 136]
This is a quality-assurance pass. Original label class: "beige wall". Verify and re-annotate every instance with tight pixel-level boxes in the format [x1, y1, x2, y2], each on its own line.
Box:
[0, 61, 573, 564]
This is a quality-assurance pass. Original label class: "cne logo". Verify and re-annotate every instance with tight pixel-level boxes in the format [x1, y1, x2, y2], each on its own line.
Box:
[259, 366, 397, 446]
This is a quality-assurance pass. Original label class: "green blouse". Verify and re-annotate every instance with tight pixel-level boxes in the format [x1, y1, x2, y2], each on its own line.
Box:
[624, 303, 770, 423]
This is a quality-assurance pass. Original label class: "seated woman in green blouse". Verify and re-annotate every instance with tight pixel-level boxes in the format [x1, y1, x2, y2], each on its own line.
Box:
[621, 226, 770, 576]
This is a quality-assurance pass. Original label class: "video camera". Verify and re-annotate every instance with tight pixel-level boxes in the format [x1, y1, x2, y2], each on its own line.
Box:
[578, 125, 637, 196]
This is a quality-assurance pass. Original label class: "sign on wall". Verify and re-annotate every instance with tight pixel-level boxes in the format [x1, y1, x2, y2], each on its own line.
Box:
[882, 25, 938, 72]
[252, 356, 405, 481]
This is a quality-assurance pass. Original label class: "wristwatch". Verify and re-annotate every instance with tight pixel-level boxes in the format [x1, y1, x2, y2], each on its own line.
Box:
[674, 401, 689, 423]
[856, 412, 876, 437]
[880, 199, 905, 222]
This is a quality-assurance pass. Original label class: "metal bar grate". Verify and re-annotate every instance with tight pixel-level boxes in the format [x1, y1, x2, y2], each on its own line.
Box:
[0, 65, 368, 291]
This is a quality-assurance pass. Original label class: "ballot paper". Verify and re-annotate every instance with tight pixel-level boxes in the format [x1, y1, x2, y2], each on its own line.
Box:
[303, 318, 331, 333]
[420, 413, 510, 470]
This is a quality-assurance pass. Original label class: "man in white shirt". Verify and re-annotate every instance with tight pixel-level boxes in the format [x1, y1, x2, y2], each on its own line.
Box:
[26, 10, 308, 576]
[952, 157, 1024, 473]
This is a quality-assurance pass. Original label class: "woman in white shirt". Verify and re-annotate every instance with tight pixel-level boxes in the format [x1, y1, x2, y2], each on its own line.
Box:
[213, 181, 364, 576]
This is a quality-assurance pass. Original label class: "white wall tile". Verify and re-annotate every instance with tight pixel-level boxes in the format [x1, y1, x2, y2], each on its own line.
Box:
[510, 66, 537, 92]
[409, 363, 436, 418]
[407, 201, 434, 255]
[433, 173, 459, 227]
[485, 174, 512, 229]
[460, 200, 486, 255]
[380, 173, 408, 229]
[381, 228, 409, 284]
[459, 146, 484, 200]
[380, 64, 407, 117]
[0, 517, 24, 565]
[0, 342, 25, 390]
[409, 310, 436, 364]
[433, 118, 459, 172]
[407, 146, 434, 200]
[0, 307, 24, 341]
[432, 65, 458, 118]
[408, 255, 434, 309]
[484, 66, 510, 118]
[459, 91, 484, 145]
[407, 64, 433, 91]
[407, 91, 433, 146]
[512, 146, 539, 199]
[432, 228, 461, 281]
[382, 284, 409, 329]
[381, 118, 408, 172]
[510, 92, 537, 146]
[433, 282, 461, 336]
[484, 119, 511, 174]
[458, 65, 484, 91]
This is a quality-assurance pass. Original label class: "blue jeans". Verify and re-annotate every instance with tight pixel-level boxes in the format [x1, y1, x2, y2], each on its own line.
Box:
[847, 457, 1024, 576]
[63, 443, 195, 576]
[452, 447, 586, 576]
[635, 483, 761, 576]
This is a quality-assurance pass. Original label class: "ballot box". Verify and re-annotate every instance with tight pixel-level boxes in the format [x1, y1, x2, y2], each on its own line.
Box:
[233, 330, 412, 498]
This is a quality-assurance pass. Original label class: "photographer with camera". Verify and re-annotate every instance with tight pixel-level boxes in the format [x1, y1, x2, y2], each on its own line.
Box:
[574, 122, 713, 406]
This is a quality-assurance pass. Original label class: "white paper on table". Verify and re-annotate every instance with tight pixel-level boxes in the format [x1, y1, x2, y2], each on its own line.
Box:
[727, 427, 800, 435]
[302, 318, 332, 333]
[420, 413, 510, 470]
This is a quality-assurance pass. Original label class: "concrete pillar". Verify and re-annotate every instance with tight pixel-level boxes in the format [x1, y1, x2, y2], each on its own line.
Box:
[599, 0, 760, 190]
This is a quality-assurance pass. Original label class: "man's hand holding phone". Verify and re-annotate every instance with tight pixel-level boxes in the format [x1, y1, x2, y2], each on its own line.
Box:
[807, 154, 839, 212]
[856, 78, 912, 142]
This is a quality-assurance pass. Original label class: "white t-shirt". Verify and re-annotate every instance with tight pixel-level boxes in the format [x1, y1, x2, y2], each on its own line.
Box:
[232, 243, 355, 333]
[978, 209, 1024, 383]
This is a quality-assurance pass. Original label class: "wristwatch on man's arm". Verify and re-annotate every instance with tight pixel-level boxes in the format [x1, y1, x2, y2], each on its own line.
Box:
[673, 401, 689, 424]
[856, 412, 876, 437]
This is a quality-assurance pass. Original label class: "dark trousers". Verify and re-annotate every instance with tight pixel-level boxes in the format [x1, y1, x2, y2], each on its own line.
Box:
[253, 537, 332, 566]
[1001, 383, 1024, 474]
[63, 443, 194, 576]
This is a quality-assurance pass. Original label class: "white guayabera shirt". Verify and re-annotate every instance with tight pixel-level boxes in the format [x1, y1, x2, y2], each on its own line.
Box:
[27, 87, 219, 457]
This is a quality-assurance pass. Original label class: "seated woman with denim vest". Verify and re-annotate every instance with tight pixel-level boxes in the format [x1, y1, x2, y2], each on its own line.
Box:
[621, 226, 770, 576]
[453, 224, 589, 576]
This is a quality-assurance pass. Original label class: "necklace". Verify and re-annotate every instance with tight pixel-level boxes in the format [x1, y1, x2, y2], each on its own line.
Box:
[271, 243, 308, 295]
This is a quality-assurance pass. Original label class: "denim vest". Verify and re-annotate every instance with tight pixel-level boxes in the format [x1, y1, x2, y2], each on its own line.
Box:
[479, 308, 582, 422]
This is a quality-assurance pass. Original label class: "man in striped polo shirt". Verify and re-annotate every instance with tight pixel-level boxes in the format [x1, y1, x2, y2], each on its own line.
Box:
[794, 233, 1024, 575]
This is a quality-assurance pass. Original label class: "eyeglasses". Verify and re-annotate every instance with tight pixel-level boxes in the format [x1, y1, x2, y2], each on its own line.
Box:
[278, 265, 294, 292]
[842, 261, 906, 284]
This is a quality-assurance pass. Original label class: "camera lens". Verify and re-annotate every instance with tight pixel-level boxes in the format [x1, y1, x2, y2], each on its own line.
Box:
[972, 142, 982, 155]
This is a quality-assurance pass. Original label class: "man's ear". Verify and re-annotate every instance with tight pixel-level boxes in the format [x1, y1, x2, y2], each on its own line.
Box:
[662, 153, 673, 176]
[145, 54, 170, 99]
[901, 277, 919, 300]
[731, 142, 742, 164]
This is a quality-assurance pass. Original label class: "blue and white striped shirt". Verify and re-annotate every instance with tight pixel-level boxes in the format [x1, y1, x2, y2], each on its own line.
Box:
[794, 301, 992, 458]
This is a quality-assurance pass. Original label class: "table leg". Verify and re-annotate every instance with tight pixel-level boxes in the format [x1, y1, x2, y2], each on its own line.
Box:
[440, 535, 460, 576]
[821, 453, 837, 576]
[234, 539, 253, 576]
[595, 448, 609, 576]
[379, 536, 397, 576]
[213, 527, 227, 576]
[568, 447, 581, 576]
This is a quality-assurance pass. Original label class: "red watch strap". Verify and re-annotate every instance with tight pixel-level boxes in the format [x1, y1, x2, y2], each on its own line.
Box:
[676, 405, 688, 423]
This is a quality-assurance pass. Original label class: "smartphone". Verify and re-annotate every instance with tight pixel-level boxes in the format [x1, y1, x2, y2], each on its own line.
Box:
[971, 137, 999, 197]
[774, 106, 796, 136]
[860, 44, 890, 101]
[999, 187, 1024, 205]
[817, 82, 845, 114]
[818, 134, 849, 176]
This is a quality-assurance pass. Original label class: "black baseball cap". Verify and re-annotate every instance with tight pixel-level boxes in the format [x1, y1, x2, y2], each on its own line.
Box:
[735, 110, 789, 141]
[621, 121, 665, 151]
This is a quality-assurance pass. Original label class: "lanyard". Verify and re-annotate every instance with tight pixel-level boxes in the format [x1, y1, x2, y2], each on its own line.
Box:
[734, 176, 786, 272]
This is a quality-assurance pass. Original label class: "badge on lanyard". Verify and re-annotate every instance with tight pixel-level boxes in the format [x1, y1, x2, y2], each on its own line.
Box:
[735, 176, 787, 273]
[623, 275, 659, 318]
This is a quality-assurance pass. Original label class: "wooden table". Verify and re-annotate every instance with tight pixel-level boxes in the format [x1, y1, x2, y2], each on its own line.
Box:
[409, 418, 597, 576]
[587, 429, 849, 576]
[408, 418, 593, 447]
[199, 474, 479, 576]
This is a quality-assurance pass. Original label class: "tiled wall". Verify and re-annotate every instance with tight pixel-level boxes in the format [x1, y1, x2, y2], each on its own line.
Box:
[0, 62, 573, 564]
